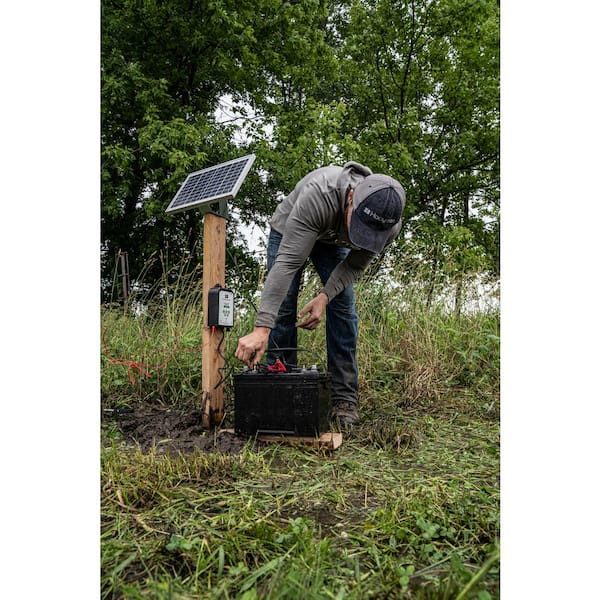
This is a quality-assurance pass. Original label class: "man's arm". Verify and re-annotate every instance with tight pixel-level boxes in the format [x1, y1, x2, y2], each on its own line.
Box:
[321, 249, 377, 300]
[254, 183, 327, 329]
[235, 183, 325, 366]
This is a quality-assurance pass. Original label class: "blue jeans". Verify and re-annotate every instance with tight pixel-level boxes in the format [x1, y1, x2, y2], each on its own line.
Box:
[266, 229, 359, 406]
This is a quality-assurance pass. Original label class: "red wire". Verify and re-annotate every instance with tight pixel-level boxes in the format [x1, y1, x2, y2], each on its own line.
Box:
[102, 325, 214, 385]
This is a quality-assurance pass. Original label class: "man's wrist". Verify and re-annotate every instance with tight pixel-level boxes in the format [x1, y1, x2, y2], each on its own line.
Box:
[254, 326, 271, 337]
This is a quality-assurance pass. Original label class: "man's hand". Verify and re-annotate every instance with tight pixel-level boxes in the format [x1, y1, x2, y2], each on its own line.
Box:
[235, 326, 271, 367]
[296, 293, 329, 330]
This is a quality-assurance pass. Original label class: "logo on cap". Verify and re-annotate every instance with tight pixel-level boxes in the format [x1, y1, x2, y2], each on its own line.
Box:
[356, 187, 402, 231]
[361, 205, 398, 226]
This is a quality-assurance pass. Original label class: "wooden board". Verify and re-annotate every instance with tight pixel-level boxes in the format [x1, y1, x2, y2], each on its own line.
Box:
[201, 213, 227, 428]
[221, 429, 343, 450]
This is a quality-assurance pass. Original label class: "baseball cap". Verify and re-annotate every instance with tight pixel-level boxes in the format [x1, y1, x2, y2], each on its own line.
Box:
[348, 174, 406, 253]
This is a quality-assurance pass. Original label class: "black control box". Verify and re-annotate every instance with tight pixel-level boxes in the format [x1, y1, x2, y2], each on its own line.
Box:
[233, 367, 331, 436]
[207, 285, 234, 329]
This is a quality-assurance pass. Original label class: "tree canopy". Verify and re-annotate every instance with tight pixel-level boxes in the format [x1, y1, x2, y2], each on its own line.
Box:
[101, 0, 499, 302]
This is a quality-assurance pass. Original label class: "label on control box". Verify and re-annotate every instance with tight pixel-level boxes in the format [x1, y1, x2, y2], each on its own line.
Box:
[218, 289, 234, 327]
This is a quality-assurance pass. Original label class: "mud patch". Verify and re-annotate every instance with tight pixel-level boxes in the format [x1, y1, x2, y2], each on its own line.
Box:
[106, 406, 247, 455]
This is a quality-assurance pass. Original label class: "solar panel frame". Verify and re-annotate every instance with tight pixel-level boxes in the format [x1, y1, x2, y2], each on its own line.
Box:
[165, 154, 256, 215]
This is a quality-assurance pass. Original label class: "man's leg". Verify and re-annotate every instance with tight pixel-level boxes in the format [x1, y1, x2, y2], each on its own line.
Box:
[266, 229, 303, 368]
[310, 242, 359, 425]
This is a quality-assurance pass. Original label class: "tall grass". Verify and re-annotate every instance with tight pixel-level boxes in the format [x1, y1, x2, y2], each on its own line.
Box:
[101, 265, 499, 417]
[101, 264, 500, 599]
[355, 279, 499, 413]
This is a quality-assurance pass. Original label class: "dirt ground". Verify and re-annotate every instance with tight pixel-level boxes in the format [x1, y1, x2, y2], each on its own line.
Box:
[107, 405, 247, 455]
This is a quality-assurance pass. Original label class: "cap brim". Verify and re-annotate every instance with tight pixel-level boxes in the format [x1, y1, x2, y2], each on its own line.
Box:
[348, 212, 388, 253]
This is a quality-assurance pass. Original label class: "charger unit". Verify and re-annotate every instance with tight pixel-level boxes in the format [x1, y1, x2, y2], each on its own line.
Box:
[207, 285, 234, 328]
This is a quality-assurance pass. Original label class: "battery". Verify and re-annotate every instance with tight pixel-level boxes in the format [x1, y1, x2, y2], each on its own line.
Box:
[233, 367, 331, 436]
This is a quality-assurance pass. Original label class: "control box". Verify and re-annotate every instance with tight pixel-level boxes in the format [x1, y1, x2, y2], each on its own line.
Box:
[233, 366, 331, 437]
[207, 285, 234, 328]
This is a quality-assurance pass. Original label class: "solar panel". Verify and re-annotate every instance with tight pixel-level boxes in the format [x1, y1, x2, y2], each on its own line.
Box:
[165, 154, 256, 215]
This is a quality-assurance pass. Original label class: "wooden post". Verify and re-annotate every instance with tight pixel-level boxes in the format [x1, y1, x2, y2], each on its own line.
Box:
[201, 213, 227, 428]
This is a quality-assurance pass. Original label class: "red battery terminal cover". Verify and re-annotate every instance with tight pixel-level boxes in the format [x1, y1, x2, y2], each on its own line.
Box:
[266, 358, 287, 373]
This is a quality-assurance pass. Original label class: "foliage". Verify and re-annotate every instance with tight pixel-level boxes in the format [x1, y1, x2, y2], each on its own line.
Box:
[101, 0, 500, 301]
[101, 0, 296, 298]
[254, 0, 500, 276]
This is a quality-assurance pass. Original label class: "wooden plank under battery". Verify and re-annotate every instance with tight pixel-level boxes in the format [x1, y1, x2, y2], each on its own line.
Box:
[221, 429, 343, 450]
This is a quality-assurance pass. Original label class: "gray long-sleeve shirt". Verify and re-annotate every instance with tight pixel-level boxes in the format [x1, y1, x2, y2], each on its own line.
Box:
[254, 161, 402, 329]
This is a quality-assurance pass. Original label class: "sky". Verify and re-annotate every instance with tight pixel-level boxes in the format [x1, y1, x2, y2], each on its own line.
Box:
[214, 94, 270, 256]
[1, 1, 600, 598]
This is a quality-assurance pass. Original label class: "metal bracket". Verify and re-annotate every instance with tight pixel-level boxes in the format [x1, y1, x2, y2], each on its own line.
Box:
[200, 199, 229, 220]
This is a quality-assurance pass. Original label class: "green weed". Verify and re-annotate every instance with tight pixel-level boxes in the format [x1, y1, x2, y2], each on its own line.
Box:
[101, 272, 499, 598]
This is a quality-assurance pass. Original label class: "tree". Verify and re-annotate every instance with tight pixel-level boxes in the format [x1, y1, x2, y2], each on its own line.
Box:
[245, 0, 499, 292]
[331, 0, 499, 279]
[101, 0, 500, 303]
[101, 0, 343, 300]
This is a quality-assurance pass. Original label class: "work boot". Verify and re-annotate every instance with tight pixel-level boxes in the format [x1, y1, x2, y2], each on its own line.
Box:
[330, 400, 360, 429]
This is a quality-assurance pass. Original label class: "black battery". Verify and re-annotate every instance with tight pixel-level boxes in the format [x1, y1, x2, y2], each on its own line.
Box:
[233, 367, 331, 436]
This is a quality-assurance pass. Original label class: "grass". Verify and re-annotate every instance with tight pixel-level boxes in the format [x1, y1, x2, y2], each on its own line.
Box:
[101, 271, 500, 599]
[101, 410, 499, 599]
